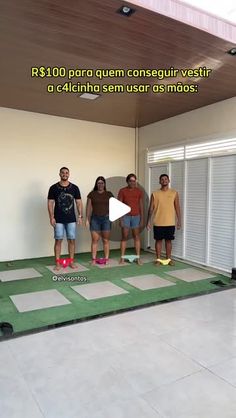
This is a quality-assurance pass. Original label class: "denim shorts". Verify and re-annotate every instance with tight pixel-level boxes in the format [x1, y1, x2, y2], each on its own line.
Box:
[90, 215, 111, 232]
[54, 222, 77, 240]
[122, 215, 141, 229]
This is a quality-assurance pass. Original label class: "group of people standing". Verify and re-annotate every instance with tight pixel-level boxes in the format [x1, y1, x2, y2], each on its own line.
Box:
[47, 167, 181, 271]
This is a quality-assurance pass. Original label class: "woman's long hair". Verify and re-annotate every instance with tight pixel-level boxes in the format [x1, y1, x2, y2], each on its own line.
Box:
[93, 176, 107, 191]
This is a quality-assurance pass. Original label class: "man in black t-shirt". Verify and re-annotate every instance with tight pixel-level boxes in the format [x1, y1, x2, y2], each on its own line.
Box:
[47, 167, 83, 270]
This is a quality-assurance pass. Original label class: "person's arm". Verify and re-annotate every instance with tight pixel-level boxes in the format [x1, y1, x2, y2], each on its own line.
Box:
[118, 189, 124, 227]
[75, 199, 83, 226]
[146, 194, 154, 230]
[85, 198, 92, 228]
[117, 189, 123, 202]
[139, 192, 144, 227]
[174, 192, 181, 229]
[47, 199, 56, 227]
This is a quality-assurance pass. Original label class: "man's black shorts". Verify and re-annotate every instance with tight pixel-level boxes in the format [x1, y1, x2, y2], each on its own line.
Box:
[153, 226, 175, 240]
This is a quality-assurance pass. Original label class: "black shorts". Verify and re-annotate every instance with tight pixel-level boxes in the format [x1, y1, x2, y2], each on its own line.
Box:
[153, 226, 175, 241]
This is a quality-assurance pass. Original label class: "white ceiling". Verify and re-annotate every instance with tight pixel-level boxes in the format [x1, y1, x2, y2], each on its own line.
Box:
[179, 0, 236, 24]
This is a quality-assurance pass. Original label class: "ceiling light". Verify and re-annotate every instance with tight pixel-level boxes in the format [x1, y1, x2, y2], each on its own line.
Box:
[227, 47, 236, 55]
[117, 5, 136, 17]
[123, 6, 131, 13]
[79, 93, 100, 100]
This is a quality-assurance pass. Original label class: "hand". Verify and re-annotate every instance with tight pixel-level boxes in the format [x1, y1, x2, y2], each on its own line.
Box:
[177, 221, 181, 230]
[77, 217, 83, 226]
[139, 219, 144, 228]
[85, 219, 90, 228]
[50, 217, 56, 227]
[146, 222, 151, 231]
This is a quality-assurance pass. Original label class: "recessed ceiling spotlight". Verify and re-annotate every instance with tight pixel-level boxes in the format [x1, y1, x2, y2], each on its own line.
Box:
[227, 47, 236, 55]
[117, 5, 136, 17]
[79, 93, 100, 100]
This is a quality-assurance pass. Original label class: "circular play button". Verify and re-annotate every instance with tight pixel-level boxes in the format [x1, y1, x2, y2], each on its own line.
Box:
[105, 176, 149, 242]
[109, 197, 131, 222]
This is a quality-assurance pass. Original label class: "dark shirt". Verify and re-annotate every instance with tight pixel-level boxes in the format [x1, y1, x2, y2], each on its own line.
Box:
[48, 182, 81, 223]
[87, 190, 113, 216]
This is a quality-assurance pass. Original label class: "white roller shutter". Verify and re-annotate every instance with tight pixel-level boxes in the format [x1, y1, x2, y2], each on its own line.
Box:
[146, 140, 236, 272]
[185, 159, 208, 263]
[170, 161, 184, 258]
[209, 155, 236, 271]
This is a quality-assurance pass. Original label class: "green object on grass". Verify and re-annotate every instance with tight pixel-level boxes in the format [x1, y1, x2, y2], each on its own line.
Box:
[122, 255, 139, 263]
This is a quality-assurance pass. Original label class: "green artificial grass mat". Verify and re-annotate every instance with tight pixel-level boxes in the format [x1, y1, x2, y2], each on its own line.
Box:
[0, 250, 233, 339]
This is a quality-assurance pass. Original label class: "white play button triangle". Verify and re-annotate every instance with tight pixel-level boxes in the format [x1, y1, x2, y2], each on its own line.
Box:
[109, 197, 131, 222]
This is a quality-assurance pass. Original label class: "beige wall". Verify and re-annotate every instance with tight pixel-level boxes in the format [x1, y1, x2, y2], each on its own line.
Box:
[2, 97, 236, 261]
[0, 108, 135, 261]
[138, 97, 236, 185]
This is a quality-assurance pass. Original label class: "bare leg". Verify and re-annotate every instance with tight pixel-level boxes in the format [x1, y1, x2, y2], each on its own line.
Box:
[155, 240, 162, 265]
[132, 228, 142, 265]
[165, 240, 174, 265]
[101, 231, 110, 261]
[91, 231, 101, 264]
[54, 239, 63, 271]
[68, 239, 76, 268]
[120, 227, 129, 264]
[165, 240, 172, 258]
